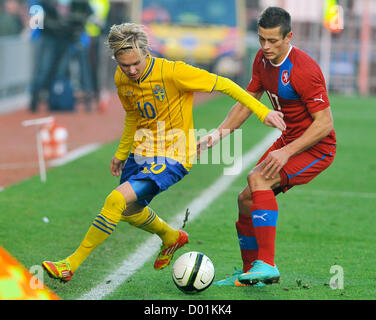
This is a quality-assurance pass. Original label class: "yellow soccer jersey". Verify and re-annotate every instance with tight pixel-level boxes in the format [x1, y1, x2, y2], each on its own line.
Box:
[115, 56, 218, 170]
[115, 55, 272, 170]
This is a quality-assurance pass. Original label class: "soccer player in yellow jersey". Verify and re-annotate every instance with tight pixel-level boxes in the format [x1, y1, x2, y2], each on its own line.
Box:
[42, 23, 285, 282]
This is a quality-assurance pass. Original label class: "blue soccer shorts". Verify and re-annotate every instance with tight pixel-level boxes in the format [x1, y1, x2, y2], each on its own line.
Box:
[120, 154, 189, 206]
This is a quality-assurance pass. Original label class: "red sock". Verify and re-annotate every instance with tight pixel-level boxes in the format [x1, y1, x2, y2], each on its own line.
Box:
[236, 214, 258, 272]
[251, 190, 278, 266]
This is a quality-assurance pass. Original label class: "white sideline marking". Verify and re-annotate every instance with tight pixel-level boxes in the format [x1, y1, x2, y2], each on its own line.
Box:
[48, 143, 101, 167]
[78, 129, 280, 300]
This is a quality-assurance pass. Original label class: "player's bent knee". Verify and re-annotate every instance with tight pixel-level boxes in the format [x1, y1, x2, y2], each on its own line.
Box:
[247, 169, 261, 184]
[237, 189, 253, 212]
[238, 191, 249, 206]
[115, 181, 138, 204]
[103, 190, 127, 217]
[122, 202, 144, 217]
[247, 169, 268, 190]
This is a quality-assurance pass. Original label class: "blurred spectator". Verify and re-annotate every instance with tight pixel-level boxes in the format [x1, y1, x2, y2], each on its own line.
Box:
[65, 31, 93, 111]
[29, 0, 92, 112]
[142, 3, 170, 24]
[0, 0, 24, 37]
[54, 0, 94, 111]
[85, 0, 110, 111]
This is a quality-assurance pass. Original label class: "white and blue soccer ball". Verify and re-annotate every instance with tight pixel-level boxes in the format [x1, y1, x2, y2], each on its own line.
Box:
[172, 251, 215, 294]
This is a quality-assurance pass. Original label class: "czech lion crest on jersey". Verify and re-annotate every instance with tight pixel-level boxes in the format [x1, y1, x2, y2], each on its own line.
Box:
[281, 70, 290, 86]
[153, 85, 165, 102]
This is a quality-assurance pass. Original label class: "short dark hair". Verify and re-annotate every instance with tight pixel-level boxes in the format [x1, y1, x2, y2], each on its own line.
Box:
[257, 7, 291, 38]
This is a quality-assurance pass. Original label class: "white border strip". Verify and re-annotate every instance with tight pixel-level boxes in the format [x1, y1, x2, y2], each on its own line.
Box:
[78, 130, 280, 300]
[0, 144, 101, 170]
[48, 143, 101, 167]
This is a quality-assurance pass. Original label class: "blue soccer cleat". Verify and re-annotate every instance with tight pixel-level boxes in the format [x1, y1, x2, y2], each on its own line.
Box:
[214, 266, 265, 287]
[237, 260, 280, 285]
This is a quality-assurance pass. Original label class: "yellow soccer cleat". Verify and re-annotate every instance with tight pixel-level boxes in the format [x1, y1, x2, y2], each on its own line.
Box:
[42, 260, 73, 282]
[154, 230, 189, 270]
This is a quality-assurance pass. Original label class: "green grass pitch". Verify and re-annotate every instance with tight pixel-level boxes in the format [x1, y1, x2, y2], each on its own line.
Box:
[0, 94, 375, 300]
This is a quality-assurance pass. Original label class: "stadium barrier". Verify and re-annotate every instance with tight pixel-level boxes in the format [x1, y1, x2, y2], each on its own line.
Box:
[0, 36, 32, 113]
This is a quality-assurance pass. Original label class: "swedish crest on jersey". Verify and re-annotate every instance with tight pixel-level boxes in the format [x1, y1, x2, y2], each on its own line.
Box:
[153, 85, 165, 102]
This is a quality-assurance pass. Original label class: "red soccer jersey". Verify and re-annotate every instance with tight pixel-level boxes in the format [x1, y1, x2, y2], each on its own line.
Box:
[247, 46, 336, 157]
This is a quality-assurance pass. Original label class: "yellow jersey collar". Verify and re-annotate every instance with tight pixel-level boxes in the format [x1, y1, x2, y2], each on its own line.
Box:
[138, 55, 155, 84]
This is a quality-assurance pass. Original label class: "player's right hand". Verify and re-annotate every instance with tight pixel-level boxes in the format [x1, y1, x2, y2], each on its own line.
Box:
[111, 156, 125, 177]
[264, 111, 286, 131]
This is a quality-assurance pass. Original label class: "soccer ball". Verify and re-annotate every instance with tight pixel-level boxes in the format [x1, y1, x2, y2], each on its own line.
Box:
[172, 251, 215, 294]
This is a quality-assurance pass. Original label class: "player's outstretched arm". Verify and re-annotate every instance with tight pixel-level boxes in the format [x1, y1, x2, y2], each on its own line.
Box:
[234, 90, 285, 132]
[111, 110, 138, 175]
[214, 76, 286, 131]
[196, 102, 251, 159]
[196, 90, 285, 159]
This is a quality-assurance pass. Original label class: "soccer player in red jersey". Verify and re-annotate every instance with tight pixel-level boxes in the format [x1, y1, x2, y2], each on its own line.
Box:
[197, 6, 336, 286]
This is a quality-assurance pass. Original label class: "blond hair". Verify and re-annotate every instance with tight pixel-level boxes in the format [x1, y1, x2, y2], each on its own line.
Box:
[106, 23, 150, 58]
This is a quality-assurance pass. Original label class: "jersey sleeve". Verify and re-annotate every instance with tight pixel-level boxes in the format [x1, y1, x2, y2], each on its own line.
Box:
[246, 50, 265, 93]
[214, 76, 270, 123]
[114, 66, 138, 160]
[115, 110, 139, 161]
[291, 59, 330, 114]
[172, 61, 218, 92]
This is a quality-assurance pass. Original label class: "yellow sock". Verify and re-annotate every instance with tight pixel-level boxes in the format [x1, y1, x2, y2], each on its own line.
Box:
[121, 207, 179, 247]
[67, 190, 126, 273]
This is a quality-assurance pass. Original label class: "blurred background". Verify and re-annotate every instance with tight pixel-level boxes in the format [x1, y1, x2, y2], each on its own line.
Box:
[0, 0, 375, 115]
[0, 0, 375, 188]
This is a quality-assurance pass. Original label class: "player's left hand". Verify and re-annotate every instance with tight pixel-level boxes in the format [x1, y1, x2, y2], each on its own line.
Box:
[260, 148, 290, 179]
[264, 111, 286, 132]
